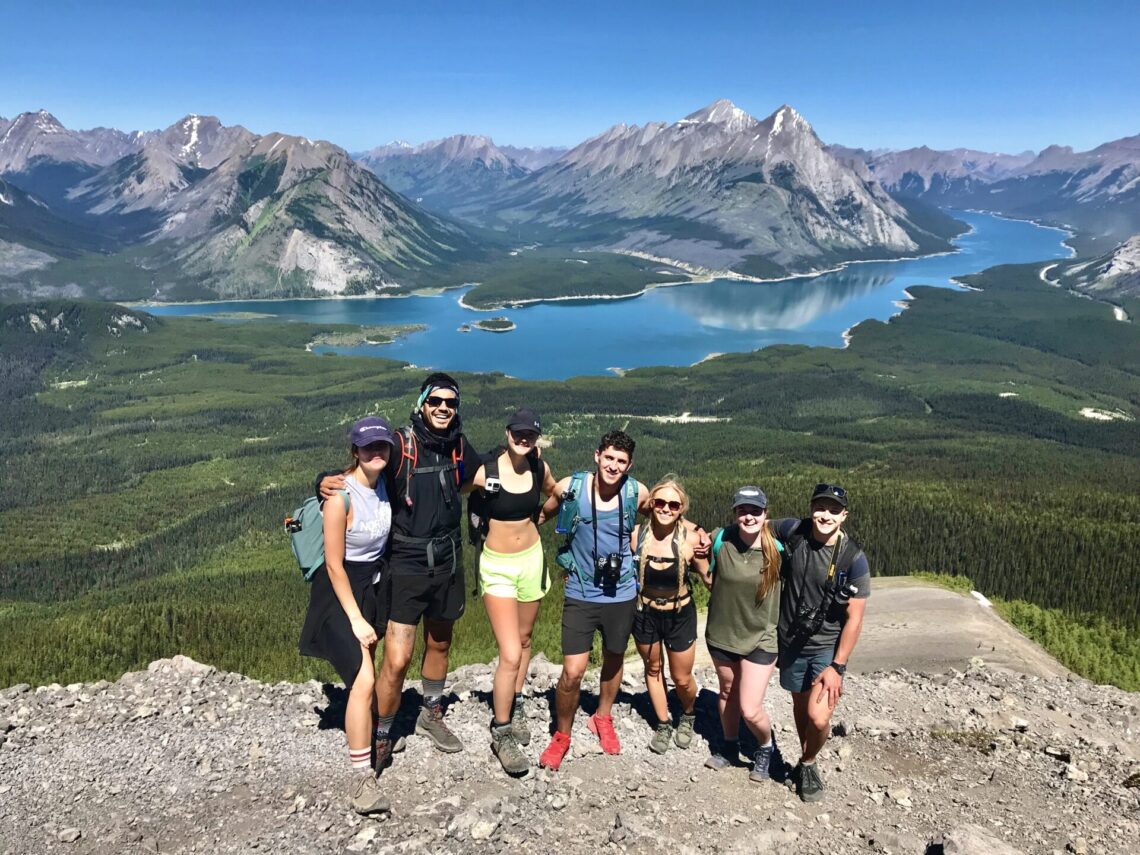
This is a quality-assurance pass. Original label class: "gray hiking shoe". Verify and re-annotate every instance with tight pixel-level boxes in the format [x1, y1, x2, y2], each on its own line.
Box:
[491, 723, 529, 777]
[674, 713, 696, 749]
[649, 722, 673, 755]
[350, 773, 390, 815]
[704, 741, 738, 770]
[797, 762, 825, 802]
[749, 744, 774, 783]
[510, 699, 531, 746]
[416, 700, 464, 753]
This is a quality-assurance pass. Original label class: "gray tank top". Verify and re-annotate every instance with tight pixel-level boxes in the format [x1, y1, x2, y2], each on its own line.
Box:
[342, 476, 391, 564]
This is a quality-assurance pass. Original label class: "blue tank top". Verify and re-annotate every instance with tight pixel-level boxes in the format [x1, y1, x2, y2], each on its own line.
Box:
[565, 480, 636, 603]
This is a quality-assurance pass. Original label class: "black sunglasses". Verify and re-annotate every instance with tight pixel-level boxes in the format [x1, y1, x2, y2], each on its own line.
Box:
[814, 483, 847, 499]
[424, 395, 459, 410]
[652, 498, 682, 512]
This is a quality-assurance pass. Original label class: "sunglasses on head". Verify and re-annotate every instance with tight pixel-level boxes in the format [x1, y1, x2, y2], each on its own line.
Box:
[652, 498, 682, 512]
[814, 483, 847, 499]
[424, 395, 458, 410]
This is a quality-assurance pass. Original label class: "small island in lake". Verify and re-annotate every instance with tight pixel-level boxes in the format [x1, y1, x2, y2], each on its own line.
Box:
[306, 324, 425, 349]
[473, 316, 516, 333]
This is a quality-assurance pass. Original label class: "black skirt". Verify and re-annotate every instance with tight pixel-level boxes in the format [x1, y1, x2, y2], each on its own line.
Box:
[299, 558, 388, 685]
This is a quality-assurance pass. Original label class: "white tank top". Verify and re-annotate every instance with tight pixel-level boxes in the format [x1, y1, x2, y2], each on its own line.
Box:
[342, 476, 391, 563]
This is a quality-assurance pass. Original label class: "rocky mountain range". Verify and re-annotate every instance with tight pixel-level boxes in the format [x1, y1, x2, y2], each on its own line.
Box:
[383, 100, 962, 278]
[849, 135, 1140, 250]
[0, 112, 481, 300]
[1058, 233, 1140, 299]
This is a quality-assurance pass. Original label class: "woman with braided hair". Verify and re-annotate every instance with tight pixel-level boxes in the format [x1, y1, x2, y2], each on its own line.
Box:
[630, 476, 708, 754]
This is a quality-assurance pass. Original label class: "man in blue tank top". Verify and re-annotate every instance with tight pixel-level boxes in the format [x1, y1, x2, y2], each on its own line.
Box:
[536, 430, 709, 770]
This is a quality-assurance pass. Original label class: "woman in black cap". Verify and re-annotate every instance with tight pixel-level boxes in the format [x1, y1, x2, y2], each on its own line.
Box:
[699, 485, 783, 783]
[299, 416, 397, 815]
[468, 407, 558, 775]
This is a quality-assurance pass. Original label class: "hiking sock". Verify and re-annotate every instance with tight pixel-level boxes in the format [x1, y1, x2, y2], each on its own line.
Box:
[759, 737, 773, 749]
[348, 745, 371, 771]
[422, 677, 446, 705]
[374, 714, 396, 740]
[513, 691, 525, 710]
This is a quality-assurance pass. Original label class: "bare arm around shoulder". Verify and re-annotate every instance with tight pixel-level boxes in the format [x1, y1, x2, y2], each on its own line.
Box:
[538, 473, 570, 526]
[321, 495, 377, 648]
[318, 472, 348, 501]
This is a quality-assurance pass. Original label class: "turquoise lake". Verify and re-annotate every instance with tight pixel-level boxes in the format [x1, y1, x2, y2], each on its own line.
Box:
[143, 211, 1071, 380]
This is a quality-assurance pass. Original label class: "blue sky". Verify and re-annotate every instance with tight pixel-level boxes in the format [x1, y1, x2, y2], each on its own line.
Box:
[2, 0, 1137, 153]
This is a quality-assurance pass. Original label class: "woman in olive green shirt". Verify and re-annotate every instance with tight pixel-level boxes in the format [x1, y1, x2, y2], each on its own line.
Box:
[698, 485, 782, 781]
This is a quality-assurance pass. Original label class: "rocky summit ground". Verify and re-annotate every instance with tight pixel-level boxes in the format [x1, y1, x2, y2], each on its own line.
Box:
[2, 649, 1139, 855]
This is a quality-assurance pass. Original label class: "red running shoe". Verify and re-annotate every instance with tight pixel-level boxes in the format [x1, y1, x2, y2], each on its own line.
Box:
[587, 713, 621, 754]
[539, 731, 572, 771]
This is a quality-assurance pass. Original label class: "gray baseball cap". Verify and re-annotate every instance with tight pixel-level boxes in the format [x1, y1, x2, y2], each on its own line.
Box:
[732, 485, 768, 509]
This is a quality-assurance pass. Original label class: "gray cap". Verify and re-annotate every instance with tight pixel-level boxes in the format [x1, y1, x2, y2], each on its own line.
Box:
[732, 485, 767, 509]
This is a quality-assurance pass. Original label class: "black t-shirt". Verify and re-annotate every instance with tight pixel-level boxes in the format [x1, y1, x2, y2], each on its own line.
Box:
[773, 518, 870, 656]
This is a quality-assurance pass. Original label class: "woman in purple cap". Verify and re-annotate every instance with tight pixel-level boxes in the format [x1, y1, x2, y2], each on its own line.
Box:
[299, 415, 397, 815]
[467, 407, 558, 776]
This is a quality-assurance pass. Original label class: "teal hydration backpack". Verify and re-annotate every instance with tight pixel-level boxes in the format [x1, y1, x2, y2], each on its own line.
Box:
[284, 491, 350, 582]
[554, 471, 639, 577]
[707, 524, 785, 578]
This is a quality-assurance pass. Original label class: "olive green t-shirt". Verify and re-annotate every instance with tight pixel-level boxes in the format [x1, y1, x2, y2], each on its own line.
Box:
[704, 526, 781, 656]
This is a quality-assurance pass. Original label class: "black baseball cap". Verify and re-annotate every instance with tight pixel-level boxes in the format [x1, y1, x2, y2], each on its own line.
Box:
[810, 483, 849, 508]
[506, 408, 542, 435]
[732, 485, 768, 509]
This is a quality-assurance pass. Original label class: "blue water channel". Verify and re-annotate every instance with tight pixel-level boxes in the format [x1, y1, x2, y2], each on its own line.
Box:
[142, 211, 1071, 380]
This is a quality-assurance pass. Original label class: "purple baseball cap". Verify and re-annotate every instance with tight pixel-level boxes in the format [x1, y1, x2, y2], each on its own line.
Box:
[349, 416, 397, 449]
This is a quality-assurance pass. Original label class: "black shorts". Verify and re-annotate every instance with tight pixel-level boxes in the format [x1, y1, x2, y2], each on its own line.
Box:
[388, 567, 466, 625]
[561, 597, 637, 656]
[632, 600, 698, 652]
[708, 644, 778, 666]
[299, 559, 387, 686]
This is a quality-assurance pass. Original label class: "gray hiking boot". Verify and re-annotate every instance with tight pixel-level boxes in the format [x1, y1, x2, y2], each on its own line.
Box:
[704, 741, 738, 770]
[350, 773, 390, 815]
[674, 713, 696, 749]
[416, 700, 464, 753]
[749, 744, 774, 783]
[491, 723, 529, 777]
[649, 722, 673, 755]
[510, 699, 531, 746]
[797, 761, 825, 802]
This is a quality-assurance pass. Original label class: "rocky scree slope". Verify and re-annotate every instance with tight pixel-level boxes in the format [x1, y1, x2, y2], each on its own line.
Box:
[2, 654, 1138, 854]
[1057, 234, 1140, 299]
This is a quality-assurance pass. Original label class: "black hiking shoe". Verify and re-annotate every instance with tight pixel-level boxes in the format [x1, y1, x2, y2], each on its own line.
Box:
[797, 762, 825, 802]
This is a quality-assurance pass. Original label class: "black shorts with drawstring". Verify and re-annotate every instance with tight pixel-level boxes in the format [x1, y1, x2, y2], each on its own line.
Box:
[632, 599, 698, 652]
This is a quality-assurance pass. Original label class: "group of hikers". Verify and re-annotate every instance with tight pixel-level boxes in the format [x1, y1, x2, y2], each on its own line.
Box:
[297, 372, 871, 816]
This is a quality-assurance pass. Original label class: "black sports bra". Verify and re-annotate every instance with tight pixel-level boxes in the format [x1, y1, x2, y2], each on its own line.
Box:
[489, 469, 542, 522]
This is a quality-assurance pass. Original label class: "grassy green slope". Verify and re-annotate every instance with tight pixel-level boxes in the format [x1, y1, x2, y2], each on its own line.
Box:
[0, 264, 1137, 688]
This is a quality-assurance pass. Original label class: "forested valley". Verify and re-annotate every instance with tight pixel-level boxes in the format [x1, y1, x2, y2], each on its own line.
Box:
[1, 263, 1137, 689]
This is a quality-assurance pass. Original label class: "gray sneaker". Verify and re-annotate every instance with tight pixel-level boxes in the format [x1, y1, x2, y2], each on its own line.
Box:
[797, 762, 825, 802]
[649, 722, 673, 755]
[491, 723, 529, 777]
[674, 713, 696, 750]
[416, 700, 464, 753]
[350, 773, 391, 815]
[749, 745, 774, 783]
[704, 741, 739, 770]
[510, 699, 531, 746]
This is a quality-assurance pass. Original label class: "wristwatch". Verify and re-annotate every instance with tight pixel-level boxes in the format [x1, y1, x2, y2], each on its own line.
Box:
[829, 661, 847, 677]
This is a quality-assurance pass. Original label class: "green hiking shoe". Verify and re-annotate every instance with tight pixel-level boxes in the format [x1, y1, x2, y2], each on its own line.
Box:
[649, 722, 673, 755]
[491, 722, 529, 777]
[416, 699, 464, 753]
[674, 713, 696, 749]
[510, 698, 531, 746]
[797, 761, 825, 803]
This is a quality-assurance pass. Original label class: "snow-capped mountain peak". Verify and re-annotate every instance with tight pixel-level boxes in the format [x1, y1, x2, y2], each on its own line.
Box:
[680, 99, 759, 134]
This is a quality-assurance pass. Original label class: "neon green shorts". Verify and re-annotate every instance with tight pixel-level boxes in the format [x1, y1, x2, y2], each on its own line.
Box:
[479, 540, 549, 602]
